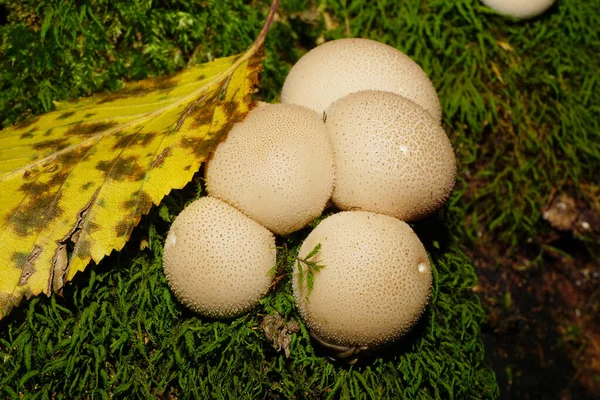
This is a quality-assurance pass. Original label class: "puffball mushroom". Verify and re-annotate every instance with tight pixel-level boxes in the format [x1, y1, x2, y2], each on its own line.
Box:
[281, 38, 442, 123]
[480, 0, 556, 19]
[205, 103, 334, 235]
[163, 196, 276, 318]
[293, 211, 432, 360]
[325, 90, 456, 222]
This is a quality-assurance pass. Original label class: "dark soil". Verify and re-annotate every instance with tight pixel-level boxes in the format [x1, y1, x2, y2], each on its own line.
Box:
[471, 192, 600, 400]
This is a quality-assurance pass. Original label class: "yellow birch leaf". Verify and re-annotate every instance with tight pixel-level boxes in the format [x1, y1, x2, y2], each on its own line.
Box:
[0, 1, 279, 320]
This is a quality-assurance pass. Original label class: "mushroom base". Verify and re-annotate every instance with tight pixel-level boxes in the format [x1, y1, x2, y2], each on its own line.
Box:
[310, 330, 370, 365]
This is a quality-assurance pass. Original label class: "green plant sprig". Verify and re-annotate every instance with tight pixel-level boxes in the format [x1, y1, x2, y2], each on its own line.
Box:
[296, 243, 325, 300]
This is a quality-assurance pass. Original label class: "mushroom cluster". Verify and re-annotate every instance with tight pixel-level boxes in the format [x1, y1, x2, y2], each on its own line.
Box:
[162, 38, 456, 364]
[162, 103, 334, 320]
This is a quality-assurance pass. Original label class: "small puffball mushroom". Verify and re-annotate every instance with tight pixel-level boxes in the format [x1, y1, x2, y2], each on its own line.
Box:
[205, 103, 334, 235]
[325, 90, 456, 222]
[163, 196, 276, 318]
[281, 38, 441, 122]
[293, 211, 432, 353]
[480, 0, 556, 19]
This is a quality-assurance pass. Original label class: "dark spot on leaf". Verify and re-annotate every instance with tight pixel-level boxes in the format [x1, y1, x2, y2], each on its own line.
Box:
[184, 165, 191, 171]
[115, 191, 153, 238]
[11, 252, 29, 267]
[32, 137, 69, 151]
[76, 240, 91, 260]
[190, 101, 216, 129]
[115, 220, 131, 238]
[111, 132, 157, 150]
[222, 101, 237, 116]
[81, 181, 94, 191]
[20, 128, 36, 139]
[121, 191, 153, 213]
[212, 120, 237, 140]
[151, 147, 171, 168]
[19, 181, 50, 195]
[97, 88, 146, 104]
[48, 171, 69, 187]
[57, 111, 76, 120]
[121, 199, 134, 210]
[182, 102, 246, 159]
[248, 47, 265, 69]
[66, 121, 118, 136]
[152, 75, 178, 91]
[19, 171, 67, 195]
[139, 132, 158, 146]
[174, 89, 221, 132]
[87, 221, 101, 234]
[111, 134, 133, 150]
[98, 198, 107, 208]
[97, 75, 178, 104]
[244, 94, 254, 108]
[83, 113, 96, 118]
[180, 134, 224, 159]
[9, 192, 64, 237]
[44, 129, 53, 137]
[54, 144, 93, 171]
[95, 155, 145, 181]
[13, 117, 40, 130]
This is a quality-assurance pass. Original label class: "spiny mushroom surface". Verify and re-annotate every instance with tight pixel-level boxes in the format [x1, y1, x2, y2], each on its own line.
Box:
[163, 196, 276, 318]
[205, 103, 334, 235]
[480, 0, 556, 19]
[292, 211, 432, 349]
[325, 90, 456, 222]
[281, 38, 441, 122]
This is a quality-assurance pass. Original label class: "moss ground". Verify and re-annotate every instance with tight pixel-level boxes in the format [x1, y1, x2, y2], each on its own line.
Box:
[0, 0, 598, 398]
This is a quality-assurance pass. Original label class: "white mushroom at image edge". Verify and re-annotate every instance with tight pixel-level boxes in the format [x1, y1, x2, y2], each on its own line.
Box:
[292, 211, 432, 361]
[163, 196, 276, 318]
[480, 0, 556, 19]
[325, 90, 456, 222]
[281, 38, 442, 123]
[205, 103, 334, 235]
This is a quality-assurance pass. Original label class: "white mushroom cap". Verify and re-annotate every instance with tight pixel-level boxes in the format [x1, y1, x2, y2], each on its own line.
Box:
[163, 196, 276, 318]
[480, 0, 556, 19]
[325, 90, 456, 222]
[281, 38, 441, 122]
[292, 211, 432, 348]
[205, 103, 334, 235]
